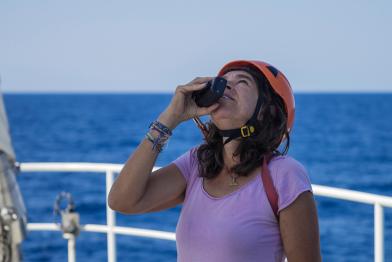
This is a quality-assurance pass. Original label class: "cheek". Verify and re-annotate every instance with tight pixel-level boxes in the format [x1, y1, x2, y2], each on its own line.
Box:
[240, 93, 259, 115]
[233, 101, 254, 121]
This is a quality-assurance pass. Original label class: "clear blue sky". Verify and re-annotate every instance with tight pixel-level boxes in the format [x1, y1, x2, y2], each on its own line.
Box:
[1, 1, 391, 93]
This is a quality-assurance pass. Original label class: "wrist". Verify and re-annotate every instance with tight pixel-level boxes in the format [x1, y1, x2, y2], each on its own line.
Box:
[157, 111, 180, 130]
[146, 119, 173, 153]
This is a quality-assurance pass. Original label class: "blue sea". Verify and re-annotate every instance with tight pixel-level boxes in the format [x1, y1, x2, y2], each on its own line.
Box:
[3, 93, 392, 262]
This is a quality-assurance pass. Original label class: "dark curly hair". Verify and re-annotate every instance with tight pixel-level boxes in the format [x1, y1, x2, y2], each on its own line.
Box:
[196, 65, 290, 179]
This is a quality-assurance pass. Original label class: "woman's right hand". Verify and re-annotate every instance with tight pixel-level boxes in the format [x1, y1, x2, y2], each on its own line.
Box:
[157, 77, 220, 130]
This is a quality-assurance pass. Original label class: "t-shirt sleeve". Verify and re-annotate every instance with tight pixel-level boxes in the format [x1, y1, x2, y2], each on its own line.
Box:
[272, 157, 313, 214]
[171, 147, 197, 185]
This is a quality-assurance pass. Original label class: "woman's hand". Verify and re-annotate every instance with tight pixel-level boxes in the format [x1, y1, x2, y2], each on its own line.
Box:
[158, 77, 220, 129]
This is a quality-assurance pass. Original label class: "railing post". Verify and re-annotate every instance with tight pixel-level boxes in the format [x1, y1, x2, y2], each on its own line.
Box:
[374, 203, 384, 262]
[106, 170, 116, 262]
[63, 233, 76, 262]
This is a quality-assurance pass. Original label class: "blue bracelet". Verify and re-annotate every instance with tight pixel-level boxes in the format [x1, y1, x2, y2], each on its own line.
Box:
[145, 132, 164, 152]
[145, 130, 170, 153]
[149, 121, 173, 136]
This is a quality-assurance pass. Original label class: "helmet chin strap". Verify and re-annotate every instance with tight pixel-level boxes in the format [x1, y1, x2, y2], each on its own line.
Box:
[217, 95, 263, 145]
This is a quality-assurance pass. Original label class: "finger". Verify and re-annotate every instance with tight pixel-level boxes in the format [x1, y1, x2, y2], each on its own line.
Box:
[177, 82, 208, 93]
[186, 76, 214, 85]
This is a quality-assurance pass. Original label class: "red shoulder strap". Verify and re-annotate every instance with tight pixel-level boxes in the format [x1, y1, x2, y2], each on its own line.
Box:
[261, 153, 279, 221]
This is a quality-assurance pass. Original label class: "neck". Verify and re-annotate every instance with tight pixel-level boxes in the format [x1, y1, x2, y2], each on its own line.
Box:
[222, 137, 240, 170]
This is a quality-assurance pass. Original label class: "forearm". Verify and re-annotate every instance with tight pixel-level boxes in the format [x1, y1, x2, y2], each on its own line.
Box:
[108, 112, 178, 212]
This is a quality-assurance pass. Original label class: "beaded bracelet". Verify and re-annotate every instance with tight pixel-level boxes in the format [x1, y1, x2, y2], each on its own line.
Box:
[145, 131, 166, 153]
[145, 120, 173, 153]
[149, 120, 173, 136]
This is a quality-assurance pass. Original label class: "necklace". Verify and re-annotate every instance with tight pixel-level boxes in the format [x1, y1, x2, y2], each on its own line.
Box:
[225, 165, 239, 186]
[229, 173, 239, 186]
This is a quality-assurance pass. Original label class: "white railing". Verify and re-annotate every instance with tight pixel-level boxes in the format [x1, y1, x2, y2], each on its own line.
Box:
[18, 162, 392, 262]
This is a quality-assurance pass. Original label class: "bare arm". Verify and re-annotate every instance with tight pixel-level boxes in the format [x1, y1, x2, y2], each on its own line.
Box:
[125, 163, 186, 214]
[107, 124, 175, 214]
[108, 77, 219, 214]
[279, 191, 322, 262]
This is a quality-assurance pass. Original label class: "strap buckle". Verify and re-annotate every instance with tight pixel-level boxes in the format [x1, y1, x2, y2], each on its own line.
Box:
[240, 125, 255, 137]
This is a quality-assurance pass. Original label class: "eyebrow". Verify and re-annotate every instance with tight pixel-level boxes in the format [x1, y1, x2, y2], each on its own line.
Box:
[233, 73, 254, 83]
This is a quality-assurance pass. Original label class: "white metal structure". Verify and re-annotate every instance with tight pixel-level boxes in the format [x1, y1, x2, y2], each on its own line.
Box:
[0, 90, 16, 161]
[19, 162, 392, 262]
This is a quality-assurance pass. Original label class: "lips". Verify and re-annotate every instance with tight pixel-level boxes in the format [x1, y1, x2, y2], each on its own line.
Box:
[220, 94, 235, 101]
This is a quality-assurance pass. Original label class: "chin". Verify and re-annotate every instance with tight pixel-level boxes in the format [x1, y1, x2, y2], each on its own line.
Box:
[210, 112, 240, 130]
[211, 108, 228, 124]
[211, 109, 251, 130]
[211, 104, 231, 117]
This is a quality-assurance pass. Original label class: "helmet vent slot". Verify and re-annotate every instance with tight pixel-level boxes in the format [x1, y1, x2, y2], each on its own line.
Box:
[266, 65, 279, 77]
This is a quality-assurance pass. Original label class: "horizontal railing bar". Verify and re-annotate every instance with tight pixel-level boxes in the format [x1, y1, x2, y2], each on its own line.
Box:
[18, 162, 160, 173]
[27, 223, 59, 231]
[19, 162, 124, 173]
[112, 226, 175, 241]
[19, 162, 392, 208]
[312, 185, 392, 208]
[27, 223, 176, 241]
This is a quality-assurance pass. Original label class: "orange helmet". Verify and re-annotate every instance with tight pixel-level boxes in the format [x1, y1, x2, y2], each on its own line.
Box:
[217, 60, 295, 133]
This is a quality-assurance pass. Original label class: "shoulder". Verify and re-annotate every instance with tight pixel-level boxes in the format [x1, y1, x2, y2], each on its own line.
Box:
[269, 154, 308, 175]
[267, 155, 313, 213]
[269, 155, 313, 193]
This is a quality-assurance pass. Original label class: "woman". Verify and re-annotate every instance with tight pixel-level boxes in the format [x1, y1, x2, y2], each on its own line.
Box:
[108, 60, 322, 261]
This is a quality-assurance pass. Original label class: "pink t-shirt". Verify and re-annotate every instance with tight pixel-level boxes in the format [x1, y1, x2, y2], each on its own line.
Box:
[172, 147, 313, 262]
